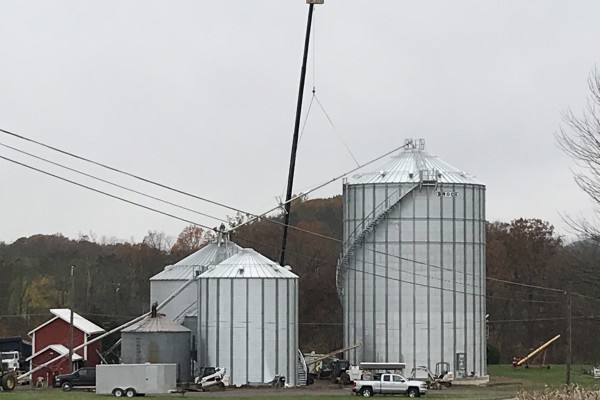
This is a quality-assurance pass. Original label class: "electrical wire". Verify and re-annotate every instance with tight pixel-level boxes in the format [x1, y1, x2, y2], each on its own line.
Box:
[488, 317, 567, 323]
[0, 132, 580, 300]
[486, 277, 565, 293]
[0, 127, 403, 240]
[485, 295, 560, 304]
[1, 148, 566, 301]
[232, 142, 410, 230]
[1, 148, 569, 303]
[0, 127, 254, 214]
[488, 314, 600, 323]
[0, 141, 228, 224]
[313, 93, 360, 167]
[0, 143, 464, 286]
[0, 154, 215, 231]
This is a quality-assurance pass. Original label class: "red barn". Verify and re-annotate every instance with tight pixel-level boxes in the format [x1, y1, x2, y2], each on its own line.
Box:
[27, 309, 105, 386]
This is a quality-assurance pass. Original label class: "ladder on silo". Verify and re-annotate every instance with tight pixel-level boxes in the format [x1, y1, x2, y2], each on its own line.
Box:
[336, 184, 418, 298]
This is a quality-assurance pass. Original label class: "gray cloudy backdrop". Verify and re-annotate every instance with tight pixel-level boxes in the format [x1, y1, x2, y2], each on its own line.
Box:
[1, 1, 598, 243]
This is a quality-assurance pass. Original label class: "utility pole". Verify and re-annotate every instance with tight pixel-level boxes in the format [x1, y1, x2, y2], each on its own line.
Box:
[69, 265, 75, 373]
[279, 0, 323, 267]
[566, 283, 572, 385]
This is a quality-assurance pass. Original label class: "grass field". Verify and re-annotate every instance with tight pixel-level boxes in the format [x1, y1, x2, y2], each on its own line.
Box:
[487, 364, 599, 388]
[4, 365, 599, 399]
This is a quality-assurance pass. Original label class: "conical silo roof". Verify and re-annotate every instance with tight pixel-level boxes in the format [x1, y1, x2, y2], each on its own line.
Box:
[199, 248, 298, 279]
[150, 241, 241, 281]
[347, 138, 483, 185]
[122, 314, 191, 333]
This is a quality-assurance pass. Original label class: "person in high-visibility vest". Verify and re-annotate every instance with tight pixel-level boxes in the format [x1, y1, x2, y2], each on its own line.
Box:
[316, 360, 323, 379]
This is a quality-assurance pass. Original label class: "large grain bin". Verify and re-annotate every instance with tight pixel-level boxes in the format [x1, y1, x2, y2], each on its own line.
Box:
[121, 308, 192, 382]
[150, 239, 240, 321]
[337, 139, 486, 378]
[197, 248, 298, 386]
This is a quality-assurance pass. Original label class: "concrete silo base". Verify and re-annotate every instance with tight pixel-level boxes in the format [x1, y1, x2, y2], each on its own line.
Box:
[453, 376, 490, 385]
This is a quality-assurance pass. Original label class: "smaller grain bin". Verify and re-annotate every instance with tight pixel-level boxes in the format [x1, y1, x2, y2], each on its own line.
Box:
[197, 248, 298, 386]
[121, 306, 192, 382]
[150, 238, 240, 321]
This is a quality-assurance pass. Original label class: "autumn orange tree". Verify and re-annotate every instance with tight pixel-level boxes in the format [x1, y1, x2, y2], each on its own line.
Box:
[171, 225, 214, 259]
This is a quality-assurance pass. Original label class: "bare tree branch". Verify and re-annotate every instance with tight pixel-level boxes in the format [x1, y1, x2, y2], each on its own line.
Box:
[557, 67, 600, 240]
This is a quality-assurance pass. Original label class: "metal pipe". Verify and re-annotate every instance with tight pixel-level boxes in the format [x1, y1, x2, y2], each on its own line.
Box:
[515, 334, 561, 367]
[304, 342, 362, 366]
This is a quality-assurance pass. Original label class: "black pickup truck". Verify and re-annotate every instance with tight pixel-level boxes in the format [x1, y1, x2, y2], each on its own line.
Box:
[53, 367, 96, 391]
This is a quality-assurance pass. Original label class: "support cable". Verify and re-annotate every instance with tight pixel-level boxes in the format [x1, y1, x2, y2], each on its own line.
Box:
[313, 93, 360, 167]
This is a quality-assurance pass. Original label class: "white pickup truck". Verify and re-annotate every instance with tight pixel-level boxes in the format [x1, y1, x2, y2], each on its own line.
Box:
[352, 373, 427, 397]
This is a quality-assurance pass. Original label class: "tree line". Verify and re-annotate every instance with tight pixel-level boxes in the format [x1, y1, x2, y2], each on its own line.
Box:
[1, 196, 600, 364]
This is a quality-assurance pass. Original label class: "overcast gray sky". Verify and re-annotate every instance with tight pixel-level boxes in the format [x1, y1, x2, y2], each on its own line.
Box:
[1, 0, 599, 244]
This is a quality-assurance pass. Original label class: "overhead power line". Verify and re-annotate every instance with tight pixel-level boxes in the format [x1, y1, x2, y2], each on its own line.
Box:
[0, 127, 250, 215]
[486, 277, 565, 293]
[0, 127, 403, 240]
[0, 141, 228, 224]
[232, 142, 410, 231]
[1, 148, 568, 299]
[0, 129, 582, 300]
[489, 314, 600, 323]
[0, 154, 215, 231]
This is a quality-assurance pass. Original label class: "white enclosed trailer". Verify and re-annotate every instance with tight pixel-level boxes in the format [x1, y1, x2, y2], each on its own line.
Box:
[96, 364, 177, 397]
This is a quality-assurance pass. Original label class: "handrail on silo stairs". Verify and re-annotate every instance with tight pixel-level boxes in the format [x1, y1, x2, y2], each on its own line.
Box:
[336, 184, 418, 299]
[297, 349, 308, 386]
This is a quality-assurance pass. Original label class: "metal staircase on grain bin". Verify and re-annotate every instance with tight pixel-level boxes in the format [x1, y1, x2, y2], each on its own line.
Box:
[336, 184, 418, 299]
[297, 349, 308, 386]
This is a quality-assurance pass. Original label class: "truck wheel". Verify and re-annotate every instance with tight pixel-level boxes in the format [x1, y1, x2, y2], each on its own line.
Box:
[1, 374, 16, 391]
[407, 387, 420, 397]
[125, 387, 136, 397]
[360, 387, 373, 397]
[112, 388, 124, 397]
[61, 382, 72, 392]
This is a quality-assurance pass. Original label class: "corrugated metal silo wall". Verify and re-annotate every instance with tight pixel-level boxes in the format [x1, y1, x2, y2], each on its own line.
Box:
[343, 182, 486, 377]
[197, 277, 298, 386]
[150, 280, 196, 321]
[121, 331, 192, 381]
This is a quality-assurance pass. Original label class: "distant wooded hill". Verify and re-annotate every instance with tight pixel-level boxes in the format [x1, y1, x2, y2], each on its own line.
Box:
[1, 196, 600, 363]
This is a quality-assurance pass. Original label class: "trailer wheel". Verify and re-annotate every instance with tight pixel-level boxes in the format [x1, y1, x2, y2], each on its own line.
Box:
[113, 388, 124, 397]
[61, 382, 72, 392]
[1, 374, 16, 391]
[125, 387, 136, 397]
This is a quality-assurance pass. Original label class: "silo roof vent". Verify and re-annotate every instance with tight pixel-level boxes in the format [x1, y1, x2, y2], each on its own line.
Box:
[404, 138, 426, 151]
